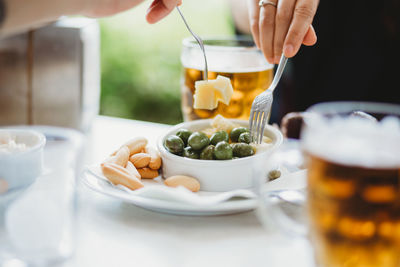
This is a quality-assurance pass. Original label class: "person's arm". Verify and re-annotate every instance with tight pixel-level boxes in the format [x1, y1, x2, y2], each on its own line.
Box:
[0, 0, 83, 36]
[0, 0, 180, 37]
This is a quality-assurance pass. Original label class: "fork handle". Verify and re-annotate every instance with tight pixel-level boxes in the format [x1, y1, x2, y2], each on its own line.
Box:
[268, 54, 288, 93]
[176, 6, 208, 81]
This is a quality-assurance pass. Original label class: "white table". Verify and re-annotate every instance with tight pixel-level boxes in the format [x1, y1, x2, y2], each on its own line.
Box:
[69, 116, 314, 267]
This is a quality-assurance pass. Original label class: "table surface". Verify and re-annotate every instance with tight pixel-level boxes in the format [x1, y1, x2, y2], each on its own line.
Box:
[68, 116, 314, 267]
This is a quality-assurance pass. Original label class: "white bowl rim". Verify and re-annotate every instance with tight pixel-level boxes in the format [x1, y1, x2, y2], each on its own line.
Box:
[157, 119, 283, 166]
[0, 129, 46, 156]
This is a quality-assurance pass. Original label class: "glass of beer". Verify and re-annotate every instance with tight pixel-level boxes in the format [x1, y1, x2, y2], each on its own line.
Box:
[180, 37, 274, 121]
[257, 102, 400, 267]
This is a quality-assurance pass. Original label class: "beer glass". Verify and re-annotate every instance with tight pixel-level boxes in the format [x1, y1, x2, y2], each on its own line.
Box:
[180, 37, 274, 121]
[258, 102, 400, 267]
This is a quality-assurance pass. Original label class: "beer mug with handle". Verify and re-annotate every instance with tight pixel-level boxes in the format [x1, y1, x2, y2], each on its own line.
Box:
[257, 102, 400, 267]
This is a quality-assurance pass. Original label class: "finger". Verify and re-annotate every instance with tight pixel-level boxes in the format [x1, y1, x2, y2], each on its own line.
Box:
[247, 0, 261, 48]
[146, 0, 182, 24]
[273, 0, 296, 63]
[302, 24, 317, 46]
[283, 0, 319, 58]
[259, 1, 278, 64]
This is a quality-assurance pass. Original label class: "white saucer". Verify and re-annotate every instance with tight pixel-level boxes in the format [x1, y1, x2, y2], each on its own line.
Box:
[81, 139, 304, 216]
[82, 169, 257, 216]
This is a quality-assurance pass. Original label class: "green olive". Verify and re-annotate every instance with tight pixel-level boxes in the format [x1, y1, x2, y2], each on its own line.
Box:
[176, 129, 192, 146]
[188, 132, 210, 150]
[210, 130, 229, 145]
[165, 135, 184, 155]
[230, 127, 249, 142]
[183, 147, 199, 159]
[200, 145, 215, 160]
[238, 132, 251, 144]
[268, 169, 281, 181]
[214, 141, 233, 160]
[232, 143, 255, 158]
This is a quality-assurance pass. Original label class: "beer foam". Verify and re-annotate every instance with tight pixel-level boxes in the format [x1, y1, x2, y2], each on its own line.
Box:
[181, 46, 273, 73]
[302, 115, 400, 168]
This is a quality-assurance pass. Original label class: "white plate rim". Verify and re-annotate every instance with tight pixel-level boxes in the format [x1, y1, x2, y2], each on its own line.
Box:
[81, 169, 257, 215]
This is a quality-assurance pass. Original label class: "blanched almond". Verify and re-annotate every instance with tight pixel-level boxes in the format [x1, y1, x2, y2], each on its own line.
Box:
[126, 161, 141, 179]
[101, 163, 143, 190]
[130, 153, 151, 168]
[137, 168, 159, 179]
[145, 146, 162, 170]
[164, 175, 200, 192]
[112, 137, 148, 156]
[113, 146, 130, 167]
[102, 162, 131, 176]
[123, 137, 148, 155]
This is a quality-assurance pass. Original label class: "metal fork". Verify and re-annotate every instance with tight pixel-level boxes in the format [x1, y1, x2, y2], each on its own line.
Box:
[176, 6, 208, 81]
[249, 54, 288, 143]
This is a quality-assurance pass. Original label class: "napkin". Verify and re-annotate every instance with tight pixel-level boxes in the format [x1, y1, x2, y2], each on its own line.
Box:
[86, 165, 307, 206]
[263, 169, 307, 192]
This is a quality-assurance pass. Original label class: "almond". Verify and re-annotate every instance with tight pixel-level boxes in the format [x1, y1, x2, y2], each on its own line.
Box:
[123, 137, 148, 155]
[126, 161, 141, 179]
[112, 137, 148, 156]
[164, 175, 200, 192]
[113, 146, 130, 167]
[137, 167, 159, 179]
[130, 153, 151, 168]
[101, 163, 143, 190]
[145, 146, 162, 170]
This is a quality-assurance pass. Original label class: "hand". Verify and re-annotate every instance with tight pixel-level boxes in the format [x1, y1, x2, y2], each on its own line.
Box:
[146, 0, 182, 24]
[248, 0, 319, 64]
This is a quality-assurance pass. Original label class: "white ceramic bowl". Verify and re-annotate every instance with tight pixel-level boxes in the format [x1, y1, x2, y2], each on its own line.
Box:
[0, 129, 46, 193]
[158, 119, 283, 192]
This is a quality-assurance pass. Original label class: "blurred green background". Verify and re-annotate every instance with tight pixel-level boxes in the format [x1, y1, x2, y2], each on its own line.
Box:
[99, 0, 235, 125]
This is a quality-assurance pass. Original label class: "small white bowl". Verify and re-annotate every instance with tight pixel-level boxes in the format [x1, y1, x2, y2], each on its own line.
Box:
[158, 119, 283, 192]
[0, 129, 46, 193]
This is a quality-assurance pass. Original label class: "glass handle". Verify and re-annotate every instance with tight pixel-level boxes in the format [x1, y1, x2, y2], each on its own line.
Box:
[258, 188, 308, 236]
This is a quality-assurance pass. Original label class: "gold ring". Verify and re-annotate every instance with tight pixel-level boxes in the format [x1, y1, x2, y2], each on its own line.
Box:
[258, 0, 277, 8]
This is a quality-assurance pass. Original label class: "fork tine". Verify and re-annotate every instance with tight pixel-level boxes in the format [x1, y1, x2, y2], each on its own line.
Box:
[251, 110, 258, 142]
[253, 110, 261, 143]
[249, 108, 256, 135]
[256, 111, 265, 144]
[259, 114, 268, 143]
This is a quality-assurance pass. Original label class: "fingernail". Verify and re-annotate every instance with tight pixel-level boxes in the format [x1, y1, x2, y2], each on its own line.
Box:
[283, 44, 294, 57]
[274, 56, 280, 64]
[266, 57, 273, 64]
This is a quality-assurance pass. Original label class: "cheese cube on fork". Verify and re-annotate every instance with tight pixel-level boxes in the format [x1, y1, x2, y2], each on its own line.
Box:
[193, 75, 233, 110]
